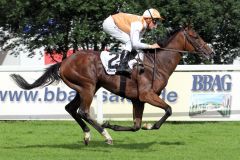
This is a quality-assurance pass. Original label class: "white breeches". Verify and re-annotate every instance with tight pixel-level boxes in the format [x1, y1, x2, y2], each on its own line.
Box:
[103, 16, 132, 52]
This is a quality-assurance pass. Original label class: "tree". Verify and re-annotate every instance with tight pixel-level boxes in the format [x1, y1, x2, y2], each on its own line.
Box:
[210, 0, 240, 64]
[0, 0, 239, 64]
[0, 0, 123, 60]
[154, 0, 240, 64]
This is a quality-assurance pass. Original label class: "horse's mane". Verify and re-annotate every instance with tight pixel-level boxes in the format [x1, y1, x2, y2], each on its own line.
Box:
[142, 27, 183, 62]
[157, 27, 183, 48]
[142, 27, 183, 54]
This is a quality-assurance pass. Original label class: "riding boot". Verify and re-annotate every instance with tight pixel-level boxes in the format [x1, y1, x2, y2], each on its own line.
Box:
[116, 50, 131, 76]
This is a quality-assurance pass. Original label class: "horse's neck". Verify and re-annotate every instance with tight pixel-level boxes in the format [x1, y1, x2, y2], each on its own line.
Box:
[155, 33, 184, 75]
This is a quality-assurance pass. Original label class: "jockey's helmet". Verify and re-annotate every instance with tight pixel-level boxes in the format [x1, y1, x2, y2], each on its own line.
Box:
[143, 8, 164, 20]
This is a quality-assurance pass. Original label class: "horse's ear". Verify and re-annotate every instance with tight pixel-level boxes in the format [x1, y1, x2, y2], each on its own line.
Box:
[186, 17, 194, 30]
[183, 23, 194, 31]
[187, 24, 192, 30]
[182, 22, 192, 30]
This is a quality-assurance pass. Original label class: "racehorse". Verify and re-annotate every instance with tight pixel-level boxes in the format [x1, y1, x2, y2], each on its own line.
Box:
[10, 26, 214, 145]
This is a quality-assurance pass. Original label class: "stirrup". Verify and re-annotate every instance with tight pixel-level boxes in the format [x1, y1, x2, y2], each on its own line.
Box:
[138, 64, 144, 73]
[133, 63, 144, 74]
[133, 59, 144, 73]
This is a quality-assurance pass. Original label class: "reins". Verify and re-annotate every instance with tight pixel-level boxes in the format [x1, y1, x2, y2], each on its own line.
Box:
[150, 47, 198, 89]
[152, 48, 157, 87]
[158, 29, 203, 55]
[159, 47, 201, 55]
[150, 29, 204, 89]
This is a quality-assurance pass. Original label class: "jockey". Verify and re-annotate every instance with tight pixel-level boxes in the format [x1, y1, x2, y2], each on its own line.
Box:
[103, 8, 164, 75]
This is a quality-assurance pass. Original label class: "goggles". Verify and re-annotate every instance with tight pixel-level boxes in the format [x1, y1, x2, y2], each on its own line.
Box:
[152, 18, 160, 25]
[148, 9, 160, 25]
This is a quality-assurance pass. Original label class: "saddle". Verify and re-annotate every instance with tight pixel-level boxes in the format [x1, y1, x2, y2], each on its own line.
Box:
[100, 50, 144, 75]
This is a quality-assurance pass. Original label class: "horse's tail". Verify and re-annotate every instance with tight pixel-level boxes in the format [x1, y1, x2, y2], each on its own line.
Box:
[10, 63, 62, 90]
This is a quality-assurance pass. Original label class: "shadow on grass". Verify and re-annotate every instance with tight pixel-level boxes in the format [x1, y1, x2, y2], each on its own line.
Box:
[2, 140, 185, 151]
[158, 141, 185, 145]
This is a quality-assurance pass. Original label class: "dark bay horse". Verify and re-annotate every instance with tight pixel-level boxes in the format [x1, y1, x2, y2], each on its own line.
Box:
[10, 27, 214, 145]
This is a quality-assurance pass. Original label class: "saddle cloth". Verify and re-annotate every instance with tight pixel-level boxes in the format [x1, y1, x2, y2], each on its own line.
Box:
[100, 51, 144, 75]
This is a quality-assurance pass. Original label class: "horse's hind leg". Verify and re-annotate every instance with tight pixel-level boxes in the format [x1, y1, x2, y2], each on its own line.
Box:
[102, 100, 144, 131]
[77, 90, 113, 145]
[65, 93, 91, 145]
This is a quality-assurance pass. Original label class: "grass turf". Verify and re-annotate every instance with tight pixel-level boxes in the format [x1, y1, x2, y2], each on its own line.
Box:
[0, 121, 240, 160]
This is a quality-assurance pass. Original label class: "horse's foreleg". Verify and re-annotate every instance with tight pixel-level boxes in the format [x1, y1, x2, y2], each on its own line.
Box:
[102, 100, 144, 132]
[150, 106, 172, 130]
[139, 91, 172, 130]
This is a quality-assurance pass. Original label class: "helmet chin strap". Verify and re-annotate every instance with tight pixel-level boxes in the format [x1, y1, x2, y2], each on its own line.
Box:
[148, 9, 158, 27]
[144, 9, 156, 29]
[148, 9, 154, 20]
[144, 9, 152, 29]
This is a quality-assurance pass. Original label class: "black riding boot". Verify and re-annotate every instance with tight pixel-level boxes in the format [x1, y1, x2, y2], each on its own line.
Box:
[116, 50, 131, 76]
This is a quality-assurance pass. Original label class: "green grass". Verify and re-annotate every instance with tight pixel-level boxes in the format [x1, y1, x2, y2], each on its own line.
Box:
[0, 121, 240, 160]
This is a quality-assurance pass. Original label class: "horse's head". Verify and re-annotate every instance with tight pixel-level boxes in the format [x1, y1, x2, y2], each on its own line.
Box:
[182, 26, 214, 58]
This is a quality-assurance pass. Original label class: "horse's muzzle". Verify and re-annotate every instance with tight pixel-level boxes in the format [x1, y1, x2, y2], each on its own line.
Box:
[202, 51, 215, 59]
[209, 52, 215, 58]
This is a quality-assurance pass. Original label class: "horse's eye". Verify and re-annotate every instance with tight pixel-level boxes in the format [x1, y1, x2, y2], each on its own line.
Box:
[191, 34, 199, 39]
[189, 32, 199, 39]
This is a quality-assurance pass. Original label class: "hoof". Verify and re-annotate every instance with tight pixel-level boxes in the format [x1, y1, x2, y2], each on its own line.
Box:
[141, 123, 153, 130]
[83, 132, 91, 146]
[105, 139, 113, 145]
[84, 138, 90, 146]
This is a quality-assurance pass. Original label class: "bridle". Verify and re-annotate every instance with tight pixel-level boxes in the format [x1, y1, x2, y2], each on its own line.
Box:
[150, 28, 211, 87]
[183, 29, 208, 55]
